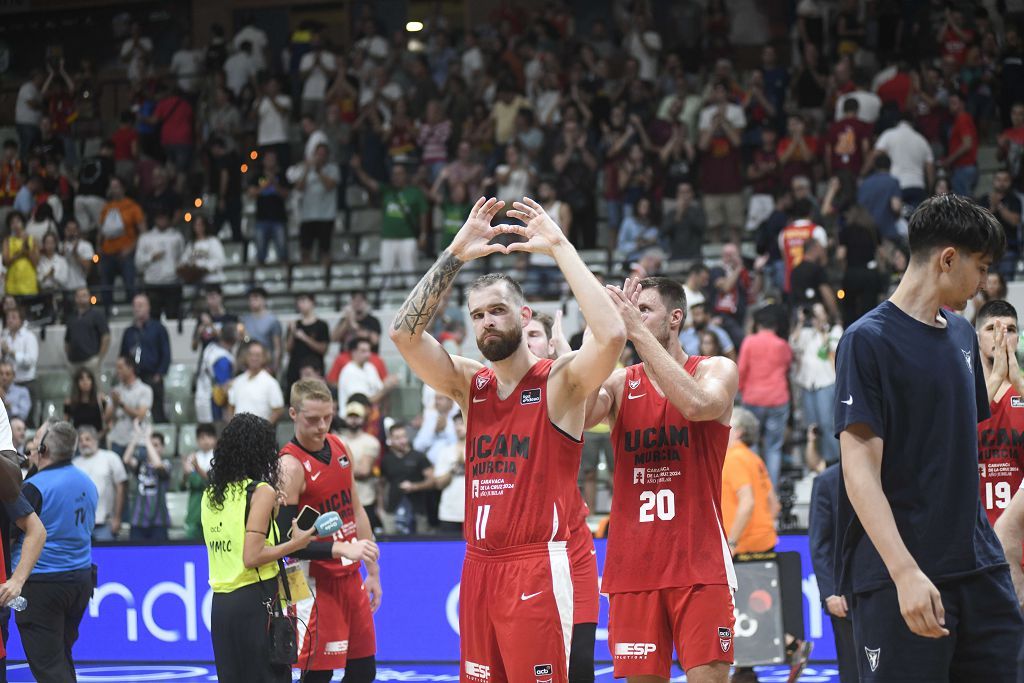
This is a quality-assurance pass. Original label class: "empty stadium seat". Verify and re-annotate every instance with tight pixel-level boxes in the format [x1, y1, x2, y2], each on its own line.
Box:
[177, 425, 198, 457]
[38, 371, 72, 402]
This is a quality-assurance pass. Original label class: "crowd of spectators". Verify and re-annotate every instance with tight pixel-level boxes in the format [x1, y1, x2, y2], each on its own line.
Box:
[1, 0, 1023, 538]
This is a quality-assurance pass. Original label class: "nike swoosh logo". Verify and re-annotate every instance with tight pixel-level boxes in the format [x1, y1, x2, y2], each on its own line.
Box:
[472, 396, 488, 403]
[841, 395, 853, 405]
[310, 471, 322, 481]
[520, 591, 542, 601]
[589, 549, 596, 555]
[627, 393, 647, 400]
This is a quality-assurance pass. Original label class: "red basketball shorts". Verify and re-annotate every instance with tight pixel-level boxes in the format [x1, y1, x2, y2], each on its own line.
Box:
[568, 526, 599, 625]
[294, 567, 376, 671]
[608, 584, 735, 677]
[460, 542, 573, 683]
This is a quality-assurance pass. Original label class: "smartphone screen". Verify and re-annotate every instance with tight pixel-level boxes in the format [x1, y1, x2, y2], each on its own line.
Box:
[290, 505, 319, 538]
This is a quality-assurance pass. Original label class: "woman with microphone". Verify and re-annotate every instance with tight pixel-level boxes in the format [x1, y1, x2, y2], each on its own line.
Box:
[202, 413, 316, 682]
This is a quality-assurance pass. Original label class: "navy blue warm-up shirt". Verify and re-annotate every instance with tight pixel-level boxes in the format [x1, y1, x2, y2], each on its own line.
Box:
[833, 301, 1006, 595]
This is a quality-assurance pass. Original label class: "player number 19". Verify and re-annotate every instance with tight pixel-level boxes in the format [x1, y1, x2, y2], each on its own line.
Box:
[984, 481, 1012, 510]
[639, 490, 676, 522]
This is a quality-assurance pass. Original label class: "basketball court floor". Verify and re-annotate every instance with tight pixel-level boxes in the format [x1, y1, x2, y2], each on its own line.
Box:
[4, 662, 843, 681]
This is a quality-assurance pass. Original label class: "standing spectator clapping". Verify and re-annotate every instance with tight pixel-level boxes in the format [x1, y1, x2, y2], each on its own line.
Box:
[226, 342, 283, 424]
[72, 425, 126, 541]
[294, 143, 339, 265]
[104, 355, 152, 456]
[179, 213, 226, 285]
[134, 210, 185, 320]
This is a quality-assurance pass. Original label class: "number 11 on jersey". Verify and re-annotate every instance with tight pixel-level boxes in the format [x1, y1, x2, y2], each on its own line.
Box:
[639, 490, 676, 522]
[475, 504, 492, 540]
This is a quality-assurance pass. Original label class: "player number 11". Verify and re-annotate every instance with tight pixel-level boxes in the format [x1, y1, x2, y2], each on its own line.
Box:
[639, 490, 676, 522]
[984, 481, 1012, 510]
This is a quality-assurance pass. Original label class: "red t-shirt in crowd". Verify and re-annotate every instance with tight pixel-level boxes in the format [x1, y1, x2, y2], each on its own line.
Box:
[777, 135, 819, 186]
[949, 111, 978, 167]
[154, 95, 194, 146]
[826, 118, 872, 173]
[737, 330, 792, 407]
[876, 72, 912, 110]
[940, 25, 975, 65]
[700, 135, 744, 195]
[110, 126, 138, 161]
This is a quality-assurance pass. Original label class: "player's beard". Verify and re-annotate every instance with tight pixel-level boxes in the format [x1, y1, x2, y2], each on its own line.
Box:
[478, 325, 523, 362]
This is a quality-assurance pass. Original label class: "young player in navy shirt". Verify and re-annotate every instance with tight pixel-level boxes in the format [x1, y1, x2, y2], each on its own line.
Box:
[834, 193, 1024, 681]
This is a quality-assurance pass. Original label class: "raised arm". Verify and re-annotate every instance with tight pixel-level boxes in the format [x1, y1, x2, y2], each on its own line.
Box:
[506, 199, 626, 415]
[842, 422, 948, 638]
[389, 198, 509, 405]
[608, 277, 737, 424]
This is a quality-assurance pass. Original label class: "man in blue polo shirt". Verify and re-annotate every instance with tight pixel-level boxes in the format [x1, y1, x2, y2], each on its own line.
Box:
[834, 193, 1023, 681]
[13, 420, 97, 682]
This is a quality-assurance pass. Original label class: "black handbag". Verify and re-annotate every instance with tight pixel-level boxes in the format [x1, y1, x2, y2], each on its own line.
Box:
[249, 482, 298, 667]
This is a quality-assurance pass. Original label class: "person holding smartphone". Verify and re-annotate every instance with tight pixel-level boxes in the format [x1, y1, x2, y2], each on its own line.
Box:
[202, 413, 316, 683]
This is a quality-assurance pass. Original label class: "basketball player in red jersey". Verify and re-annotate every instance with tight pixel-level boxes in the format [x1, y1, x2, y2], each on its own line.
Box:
[976, 300, 1024, 528]
[524, 311, 601, 683]
[278, 379, 382, 683]
[390, 196, 625, 683]
[586, 277, 738, 683]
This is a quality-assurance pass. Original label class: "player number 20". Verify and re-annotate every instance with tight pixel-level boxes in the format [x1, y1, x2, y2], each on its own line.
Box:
[984, 481, 1012, 510]
[639, 490, 676, 522]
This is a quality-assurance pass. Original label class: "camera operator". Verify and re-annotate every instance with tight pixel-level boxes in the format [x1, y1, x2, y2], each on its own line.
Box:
[14, 420, 97, 683]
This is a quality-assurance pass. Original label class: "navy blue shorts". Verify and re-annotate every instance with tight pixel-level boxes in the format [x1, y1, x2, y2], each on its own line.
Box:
[851, 567, 1023, 682]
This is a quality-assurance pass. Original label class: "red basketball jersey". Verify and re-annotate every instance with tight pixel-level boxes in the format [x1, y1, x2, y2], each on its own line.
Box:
[603, 359, 735, 594]
[465, 358, 583, 549]
[280, 434, 360, 578]
[977, 387, 1024, 527]
[780, 220, 817, 293]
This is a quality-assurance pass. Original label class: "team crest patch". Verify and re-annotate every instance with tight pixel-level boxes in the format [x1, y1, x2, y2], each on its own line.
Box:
[865, 647, 880, 672]
[521, 388, 542, 405]
[628, 378, 641, 390]
[338, 455, 351, 468]
[476, 375, 490, 390]
[1012, 396, 1024, 408]
[303, 459, 312, 472]
[718, 627, 732, 652]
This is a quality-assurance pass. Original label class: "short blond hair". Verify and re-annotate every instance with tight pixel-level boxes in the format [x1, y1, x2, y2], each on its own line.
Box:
[290, 378, 333, 409]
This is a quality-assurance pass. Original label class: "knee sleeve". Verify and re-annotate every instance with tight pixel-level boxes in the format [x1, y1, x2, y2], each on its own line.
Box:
[568, 623, 596, 683]
[342, 656, 376, 683]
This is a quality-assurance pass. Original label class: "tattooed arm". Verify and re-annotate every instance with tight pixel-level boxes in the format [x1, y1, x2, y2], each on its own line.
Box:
[389, 198, 509, 406]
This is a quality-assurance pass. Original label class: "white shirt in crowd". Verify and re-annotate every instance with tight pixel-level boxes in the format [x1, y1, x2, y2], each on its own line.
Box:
[135, 228, 185, 285]
[37, 252, 71, 291]
[337, 361, 382, 412]
[340, 430, 380, 506]
[73, 449, 128, 526]
[120, 36, 154, 83]
[257, 95, 292, 146]
[223, 51, 259, 97]
[15, 80, 41, 126]
[874, 121, 935, 191]
[180, 237, 226, 283]
[625, 29, 662, 83]
[835, 90, 882, 124]
[1, 325, 38, 383]
[170, 48, 204, 93]
[62, 238, 95, 290]
[433, 441, 466, 524]
[303, 128, 329, 162]
[228, 369, 284, 420]
[233, 25, 269, 70]
[791, 325, 843, 391]
[698, 103, 747, 132]
[0, 402, 14, 453]
[299, 50, 337, 101]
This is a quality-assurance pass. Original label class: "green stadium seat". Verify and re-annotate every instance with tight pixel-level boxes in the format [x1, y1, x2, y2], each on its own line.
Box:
[177, 425, 198, 457]
[168, 399, 196, 425]
[38, 372, 72, 402]
[164, 364, 193, 391]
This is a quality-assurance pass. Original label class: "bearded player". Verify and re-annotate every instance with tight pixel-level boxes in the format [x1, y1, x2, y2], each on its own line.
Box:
[278, 379, 382, 683]
[390, 196, 625, 683]
[525, 310, 601, 683]
[586, 277, 738, 683]
[977, 300, 1024, 529]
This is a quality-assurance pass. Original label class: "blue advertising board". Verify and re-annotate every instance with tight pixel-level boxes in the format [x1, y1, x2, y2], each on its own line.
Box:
[5, 534, 835, 662]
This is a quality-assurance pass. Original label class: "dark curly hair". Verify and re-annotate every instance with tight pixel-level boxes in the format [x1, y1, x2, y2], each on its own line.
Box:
[206, 413, 281, 509]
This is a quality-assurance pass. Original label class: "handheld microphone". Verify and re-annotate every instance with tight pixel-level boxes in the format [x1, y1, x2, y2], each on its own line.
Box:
[314, 511, 342, 537]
